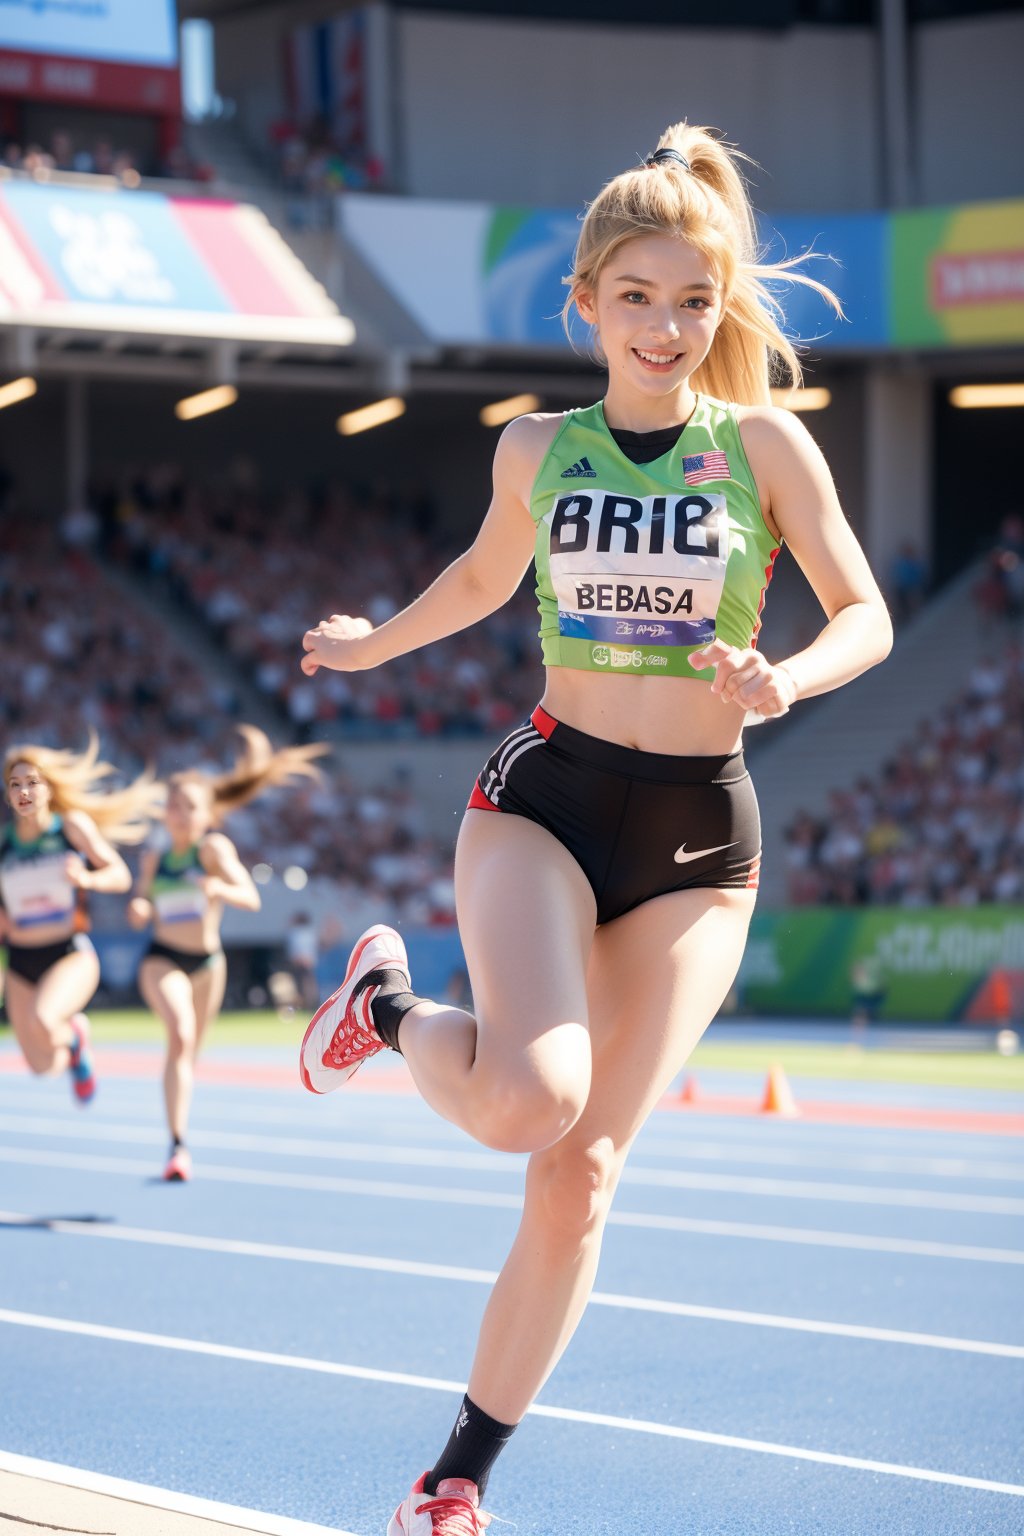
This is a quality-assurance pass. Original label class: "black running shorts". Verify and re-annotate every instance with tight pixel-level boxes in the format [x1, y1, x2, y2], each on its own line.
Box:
[468, 705, 761, 925]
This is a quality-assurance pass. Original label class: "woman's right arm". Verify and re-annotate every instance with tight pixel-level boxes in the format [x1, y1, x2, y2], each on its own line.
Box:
[127, 849, 158, 930]
[300, 415, 553, 676]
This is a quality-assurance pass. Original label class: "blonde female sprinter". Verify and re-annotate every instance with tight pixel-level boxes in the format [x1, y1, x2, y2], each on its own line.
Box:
[1, 738, 160, 1103]
[299, 124, 892, 1533]
[128, 726, 324, 1181]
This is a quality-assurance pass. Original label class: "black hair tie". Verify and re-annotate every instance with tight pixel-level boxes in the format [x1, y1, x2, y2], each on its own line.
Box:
[645, 147, 690, 172]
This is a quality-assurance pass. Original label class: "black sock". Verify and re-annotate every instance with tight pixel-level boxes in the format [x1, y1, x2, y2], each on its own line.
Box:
[365, 968, 423, 1054]
[424, 1394, 518, 1499]
[171, 1136, 185, 1152]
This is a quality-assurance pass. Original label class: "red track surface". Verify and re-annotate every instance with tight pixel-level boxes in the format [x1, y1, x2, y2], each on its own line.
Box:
[3, 1048, 1022, 1136]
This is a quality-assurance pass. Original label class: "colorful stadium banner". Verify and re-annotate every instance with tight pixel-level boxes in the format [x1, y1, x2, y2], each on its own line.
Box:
[739, 907, 1024, 1023]
[340, 193, 1024, 353]
[284, 5, 391, 172]
[0, 0, 179, 111]
[0, 182, 354, 346]
[890, 199, 1024, 348]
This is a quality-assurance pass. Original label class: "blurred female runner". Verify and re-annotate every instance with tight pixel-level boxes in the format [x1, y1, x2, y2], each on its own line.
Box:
[1, 737, 160, 1104]
[128, 725, 324, 1182]
[299, 122, 893, 1533]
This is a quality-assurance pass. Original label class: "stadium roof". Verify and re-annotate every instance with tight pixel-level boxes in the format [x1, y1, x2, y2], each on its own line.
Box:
[179, 0, 1023, 25]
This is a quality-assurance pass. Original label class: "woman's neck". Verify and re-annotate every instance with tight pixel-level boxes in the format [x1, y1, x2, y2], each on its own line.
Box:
[601, 383, 697, 435]
[12, 809, 52, 843]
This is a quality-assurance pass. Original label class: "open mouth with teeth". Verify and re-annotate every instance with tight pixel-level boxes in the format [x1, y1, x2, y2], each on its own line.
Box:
[633, 348, 683, 370]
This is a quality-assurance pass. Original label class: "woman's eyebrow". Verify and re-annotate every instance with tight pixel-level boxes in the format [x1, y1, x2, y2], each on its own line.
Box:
[612, 273, 717, 292]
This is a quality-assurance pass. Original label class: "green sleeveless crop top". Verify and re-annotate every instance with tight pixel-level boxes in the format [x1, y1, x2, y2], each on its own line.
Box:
[151, 842, 208, 925]
[0, 816, 77, 928]
[530, 395, 780, 678]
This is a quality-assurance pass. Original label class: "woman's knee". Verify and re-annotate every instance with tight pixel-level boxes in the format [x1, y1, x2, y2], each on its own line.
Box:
[472, 1073, 589, 1154]
[166, 1017, 198, 1059]
[529, 1137, 623, 1244]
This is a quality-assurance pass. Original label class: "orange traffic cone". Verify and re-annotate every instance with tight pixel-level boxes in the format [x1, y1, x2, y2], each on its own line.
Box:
[761, 1063, 800, 1117]
[678, 1074, 700, 1105]
[992, 970, 1013, 1026]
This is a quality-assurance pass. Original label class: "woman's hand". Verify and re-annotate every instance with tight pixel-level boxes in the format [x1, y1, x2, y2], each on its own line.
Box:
[689, 639, 798, 718]
[126, 896, 153, 930]
[301, 615, 375, 676]
[64, 853, 92, 890]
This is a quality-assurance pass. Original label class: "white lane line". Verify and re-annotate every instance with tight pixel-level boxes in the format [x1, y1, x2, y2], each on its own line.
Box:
[4, 1145, 1023, 1265]
[5, 1087, 1024, 1179]
[5, 1211, 1021, 1360]
[634, 1136, 1024, 1183]
[5, 1081, 1023, 1162]
[1, 1310, 1021, 1499]
[0, 1449, 350, 1535]
[2, 1115, 1021, 1214]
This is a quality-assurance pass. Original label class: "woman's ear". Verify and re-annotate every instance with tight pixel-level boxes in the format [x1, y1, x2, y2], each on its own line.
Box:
[574, 285, 597, 326]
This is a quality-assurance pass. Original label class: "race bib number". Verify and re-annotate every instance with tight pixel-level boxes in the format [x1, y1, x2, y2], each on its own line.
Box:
[0, 856, 75, 928]
[153, 879, 207, 925]
[547, 489, 729, 648]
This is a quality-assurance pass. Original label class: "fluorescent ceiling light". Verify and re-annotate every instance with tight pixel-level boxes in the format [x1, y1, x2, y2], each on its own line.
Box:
[175, 384, 238, 421]
[769, 387, 832, 412]
[479, 393, 542, 427]
[0, 376, 37, 410]
[949, 383, 1024, 409]
[337, 397, 406, 436]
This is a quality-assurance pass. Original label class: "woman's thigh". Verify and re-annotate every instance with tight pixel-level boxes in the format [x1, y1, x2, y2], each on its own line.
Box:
[32, 948, 101, 1026]
[454, 809, 598, 1088]
[139, 958, 197, 1038]
[536, 886, 756, 1170]
[190, 954, 227, 1048]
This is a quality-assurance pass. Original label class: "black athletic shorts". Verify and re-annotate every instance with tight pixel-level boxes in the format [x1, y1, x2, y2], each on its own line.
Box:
[6, 933, 95, 985]
[144, 940, 224, 977]
[468, 705, 761, 925]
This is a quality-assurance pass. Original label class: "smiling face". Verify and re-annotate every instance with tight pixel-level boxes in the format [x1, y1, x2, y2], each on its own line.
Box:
[575, 232, 723, 421]
[166, 778, 214, 845]
[5, 760, 52, 823]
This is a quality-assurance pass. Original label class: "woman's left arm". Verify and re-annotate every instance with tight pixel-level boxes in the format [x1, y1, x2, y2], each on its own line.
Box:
[63, 811, 132, 894]
[199, 833, 261, 913]
[690, 406, 893, 716]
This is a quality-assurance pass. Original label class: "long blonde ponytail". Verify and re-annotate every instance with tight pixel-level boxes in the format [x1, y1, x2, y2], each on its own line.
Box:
[564, 122, 842, 404]
[3, 735, 163, 845]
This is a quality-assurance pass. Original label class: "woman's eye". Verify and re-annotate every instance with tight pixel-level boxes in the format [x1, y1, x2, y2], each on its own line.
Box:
[623, 291, 647, 304]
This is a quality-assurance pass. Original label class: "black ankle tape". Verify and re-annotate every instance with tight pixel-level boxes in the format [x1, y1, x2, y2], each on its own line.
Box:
[364, 968, 421, 1054]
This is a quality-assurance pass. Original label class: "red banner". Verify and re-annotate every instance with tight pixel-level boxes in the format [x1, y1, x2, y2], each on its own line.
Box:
[0, 49, 179, 114]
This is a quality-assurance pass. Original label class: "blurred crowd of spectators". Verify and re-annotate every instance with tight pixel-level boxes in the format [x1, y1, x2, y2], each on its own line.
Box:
[95, 462, 545, 740]
[973, 513, 1024, 626]
[2, 131, 213, 185]
[1, 521, 458, 927]
[784, 641, 1024, 907]
[271, 115, 385, 199]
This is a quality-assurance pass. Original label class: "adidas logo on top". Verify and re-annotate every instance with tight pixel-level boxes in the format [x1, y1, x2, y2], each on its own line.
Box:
[561, 457, 597, 478]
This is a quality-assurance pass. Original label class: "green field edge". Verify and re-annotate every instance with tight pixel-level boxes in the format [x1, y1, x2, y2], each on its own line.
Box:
[4, 1013, 1021, 1093]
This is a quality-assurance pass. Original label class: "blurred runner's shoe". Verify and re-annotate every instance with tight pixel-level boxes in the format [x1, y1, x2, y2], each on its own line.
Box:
[163, 1145, 192, 1182]
[68, 1013, 96, 1104]
[387, 1474, 489, 1535]
[299, 924, 410, 1093]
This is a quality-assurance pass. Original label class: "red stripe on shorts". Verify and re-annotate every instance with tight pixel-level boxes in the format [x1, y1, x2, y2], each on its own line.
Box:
[530, 704, 558, 740]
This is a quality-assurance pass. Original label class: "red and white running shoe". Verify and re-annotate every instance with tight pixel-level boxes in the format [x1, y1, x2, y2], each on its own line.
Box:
[68, 1013, 96, 1104]
[299, 924, 409, 1094]
[163, 1146, 192, 1182]
[387, 1474, 489, 1535]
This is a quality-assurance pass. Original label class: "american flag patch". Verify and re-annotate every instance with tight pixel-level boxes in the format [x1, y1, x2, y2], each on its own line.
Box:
[683, 451, 730, 485]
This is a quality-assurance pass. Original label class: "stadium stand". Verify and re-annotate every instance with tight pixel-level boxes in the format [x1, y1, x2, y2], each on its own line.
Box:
[782, 638, 1024, 907]
[0, 520, 458, 930]
[99, 463, 545, 740]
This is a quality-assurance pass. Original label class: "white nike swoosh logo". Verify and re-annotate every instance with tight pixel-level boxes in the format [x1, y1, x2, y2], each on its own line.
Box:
[673, 841, 739, 864]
